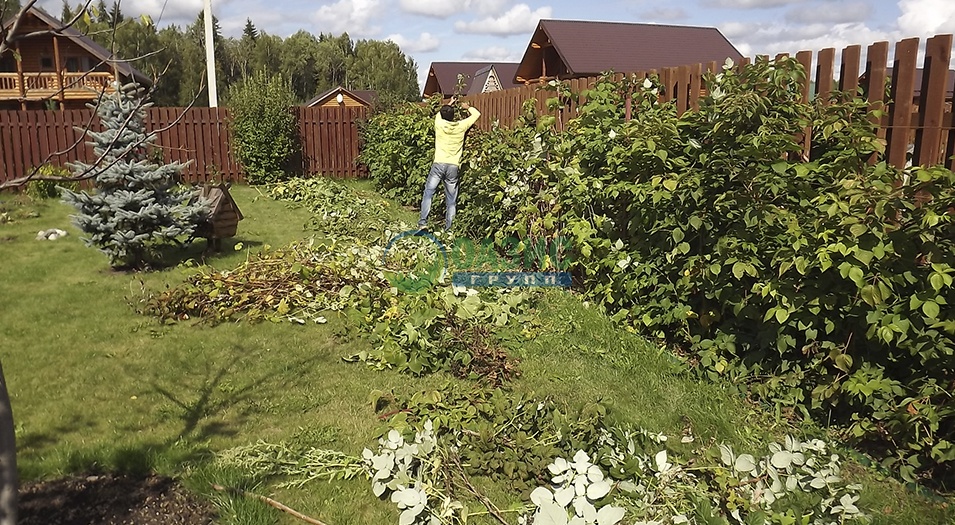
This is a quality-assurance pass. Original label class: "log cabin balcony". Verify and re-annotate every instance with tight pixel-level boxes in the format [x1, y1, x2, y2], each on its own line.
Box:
[2, 6, 150, 109]
[0, 71, 115, 102]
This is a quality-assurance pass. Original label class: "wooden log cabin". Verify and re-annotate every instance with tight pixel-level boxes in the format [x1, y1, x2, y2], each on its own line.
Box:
[0, 6, 150, 110]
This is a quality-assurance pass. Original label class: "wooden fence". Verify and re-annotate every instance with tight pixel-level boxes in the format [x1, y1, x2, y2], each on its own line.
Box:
[466, 33, 955, 171]
[2, 32, 954, 186]
[0, 105, 367, 186]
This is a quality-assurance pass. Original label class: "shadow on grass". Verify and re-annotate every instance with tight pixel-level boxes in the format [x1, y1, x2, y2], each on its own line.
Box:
[147, 237, 265, 270]
[142, 345, 326, 443]
[19, 345, 327, 481]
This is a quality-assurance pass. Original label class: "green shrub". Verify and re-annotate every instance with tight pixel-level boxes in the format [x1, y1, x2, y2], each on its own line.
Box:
[227, 71, 298, 185]
[23, 164, 75, 199]
[553, 60, 955, 485]
[359, 60, 955, 486]
[359, 96, 438, 206]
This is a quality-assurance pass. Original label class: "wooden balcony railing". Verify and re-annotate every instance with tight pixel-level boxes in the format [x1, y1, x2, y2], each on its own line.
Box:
[0, 71, 115, 101]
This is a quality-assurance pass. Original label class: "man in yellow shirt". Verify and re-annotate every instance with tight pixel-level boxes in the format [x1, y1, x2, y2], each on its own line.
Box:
[418, 96, 481, 231]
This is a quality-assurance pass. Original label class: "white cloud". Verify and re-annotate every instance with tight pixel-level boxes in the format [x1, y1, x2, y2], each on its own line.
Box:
[705, 0, 799, 8]
[462, 45, 522, 61]
[469, 0, 510, 16]
[454, 3, 551, 36]
[312, 0, 382, 36]
[399, 0, 468, 18]
[398, 0, 508, 18]
[897, 0, 955, 36]
[639, 7, 689, 22]
[722, 21, 833, 43]
[721, 20, 897, 62]
[785, 2, 871, 24]
[387, 32, 440, 53]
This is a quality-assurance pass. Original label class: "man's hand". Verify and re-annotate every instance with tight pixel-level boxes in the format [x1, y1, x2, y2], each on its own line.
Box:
[461, 101, 470, 110]
[449, 96, 458, 105]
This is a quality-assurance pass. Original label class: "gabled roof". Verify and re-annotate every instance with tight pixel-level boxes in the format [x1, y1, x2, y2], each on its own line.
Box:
[2, 6, 151, 86]
[305, 86, 378, 107]
[514, 19, 743, 83]
[467, 64, 516, 95]
[468, 65, 495, 95]
[423, 61, 522, 97]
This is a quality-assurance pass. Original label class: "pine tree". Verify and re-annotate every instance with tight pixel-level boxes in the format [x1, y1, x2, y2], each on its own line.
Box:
[59, 0, 72, 23]
[107, 0, 123, 25]
[62, 83, 208, 269]
[242, 18, 258, 41]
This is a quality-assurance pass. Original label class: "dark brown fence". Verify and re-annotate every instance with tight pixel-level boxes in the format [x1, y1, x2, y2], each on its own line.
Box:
[3, 33, 953, 185]
[466, 33, 955, 171]
[0, 106, 367, 186]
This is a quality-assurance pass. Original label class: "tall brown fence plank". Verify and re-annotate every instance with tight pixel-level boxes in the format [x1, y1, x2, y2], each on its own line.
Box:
[795, 51, 813, 103]
[865, 41, 890, 149]
[795, 51, 813, 160]
[0, 112, 13, 178]
[816, 48, 836, 102]
[913, 34, 952, 167]
[689, 63, 702, 112]
[947, 75, 955, 170]
[840, 45, 862, 94]
[886, 38, 920, 168]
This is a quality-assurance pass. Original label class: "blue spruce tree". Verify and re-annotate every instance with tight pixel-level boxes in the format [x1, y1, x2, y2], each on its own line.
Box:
[62, 83, 208, 269]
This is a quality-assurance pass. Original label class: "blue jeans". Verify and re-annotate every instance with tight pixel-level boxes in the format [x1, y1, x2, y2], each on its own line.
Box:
[418, 162, 459, 230]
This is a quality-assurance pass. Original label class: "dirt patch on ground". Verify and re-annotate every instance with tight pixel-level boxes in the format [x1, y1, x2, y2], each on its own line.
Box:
[18, 472, 216, 525]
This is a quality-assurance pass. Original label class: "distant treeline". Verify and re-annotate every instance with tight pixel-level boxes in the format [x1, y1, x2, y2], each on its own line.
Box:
[61, 1, 421, 107]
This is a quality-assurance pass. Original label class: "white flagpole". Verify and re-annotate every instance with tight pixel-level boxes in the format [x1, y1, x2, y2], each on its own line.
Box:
[203, 0, 218, 107]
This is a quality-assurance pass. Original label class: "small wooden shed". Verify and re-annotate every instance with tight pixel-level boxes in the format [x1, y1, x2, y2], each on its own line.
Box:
[196, 183, 243, 250]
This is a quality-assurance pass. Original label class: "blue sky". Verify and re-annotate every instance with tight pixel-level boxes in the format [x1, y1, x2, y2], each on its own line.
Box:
[36, 0, 955, 89]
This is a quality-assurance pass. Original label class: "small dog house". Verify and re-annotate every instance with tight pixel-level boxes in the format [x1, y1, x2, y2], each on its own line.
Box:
[196, 183, 243, 250]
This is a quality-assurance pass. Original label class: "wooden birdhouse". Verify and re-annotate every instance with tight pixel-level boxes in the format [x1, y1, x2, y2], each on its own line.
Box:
[195, 183, 243, 251]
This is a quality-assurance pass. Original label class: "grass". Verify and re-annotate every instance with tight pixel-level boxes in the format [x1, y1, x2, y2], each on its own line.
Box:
[0, 182, 952, 525]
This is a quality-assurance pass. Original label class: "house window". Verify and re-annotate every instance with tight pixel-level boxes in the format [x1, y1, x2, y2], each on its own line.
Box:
[40, 56, 54, 70]
[66, 57, 94, 72]
[0, 56, 15, 73]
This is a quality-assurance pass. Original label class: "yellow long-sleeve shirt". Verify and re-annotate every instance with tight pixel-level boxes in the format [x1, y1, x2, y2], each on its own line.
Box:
[433, 107, 480, 166]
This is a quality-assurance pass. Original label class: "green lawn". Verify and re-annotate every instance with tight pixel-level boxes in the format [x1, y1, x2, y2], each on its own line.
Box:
[0, 183, 951, 525]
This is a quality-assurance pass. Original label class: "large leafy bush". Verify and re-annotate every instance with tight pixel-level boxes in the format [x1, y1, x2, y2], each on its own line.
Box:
[359, 96, 438, 206]
[556, 61, 955, 484]
[359, 59, 955, 485]
[227, 71, 298, 184]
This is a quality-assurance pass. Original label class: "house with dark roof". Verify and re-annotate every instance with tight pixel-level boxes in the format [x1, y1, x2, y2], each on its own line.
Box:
[514, 19, 742, 84]
[422, 62, 521, 98]
[0, 6, 150, 110]
[305, 86, 378, 109]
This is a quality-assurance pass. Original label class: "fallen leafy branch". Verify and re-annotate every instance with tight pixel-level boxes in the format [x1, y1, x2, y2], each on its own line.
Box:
[210, 483, 330, 525]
